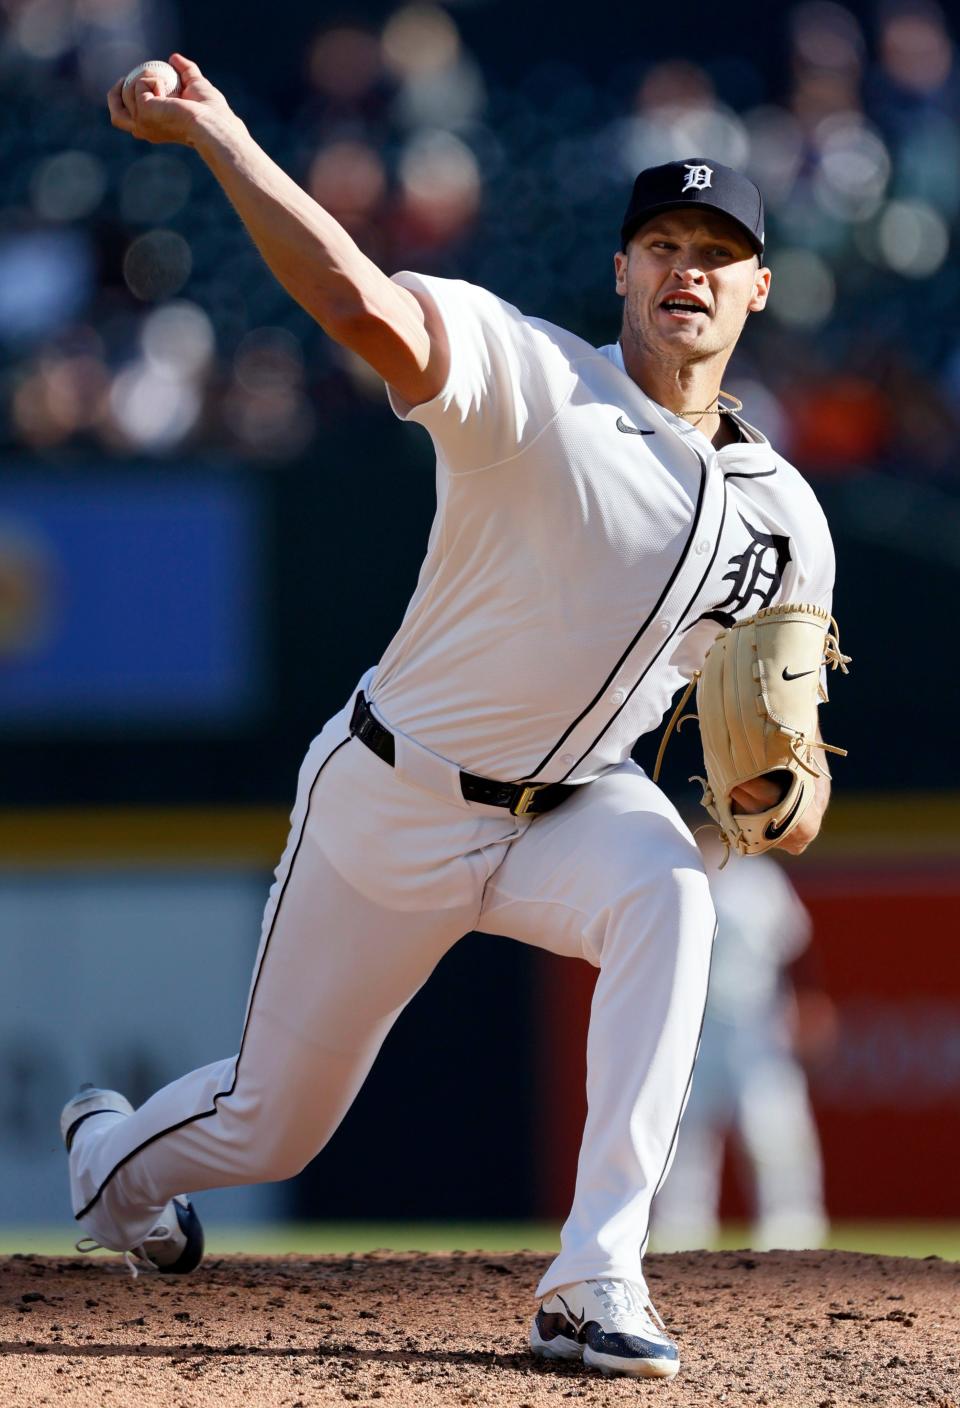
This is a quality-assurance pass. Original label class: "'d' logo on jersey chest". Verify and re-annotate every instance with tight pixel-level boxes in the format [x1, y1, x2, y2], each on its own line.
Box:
[692, 511, 791, 630]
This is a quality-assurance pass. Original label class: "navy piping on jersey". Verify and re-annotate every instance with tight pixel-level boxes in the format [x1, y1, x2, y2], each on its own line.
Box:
[76, 735, 352, 1222]
[639, 914, 719, 1260]
[546, 450, 726, 782]
[724, 466, 777, 481]
[526, 451, 710, 782]
[557, 465, 727, 781]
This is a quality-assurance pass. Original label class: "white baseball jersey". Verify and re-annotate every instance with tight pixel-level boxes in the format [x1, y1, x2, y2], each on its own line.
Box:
[376, 273, 834, 783]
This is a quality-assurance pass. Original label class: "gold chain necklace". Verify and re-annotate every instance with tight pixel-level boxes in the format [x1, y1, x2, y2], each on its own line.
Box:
[679, 389, 743, 427]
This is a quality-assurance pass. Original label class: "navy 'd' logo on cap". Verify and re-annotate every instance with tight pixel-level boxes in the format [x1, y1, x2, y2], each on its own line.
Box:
[620, 158, 765, 257]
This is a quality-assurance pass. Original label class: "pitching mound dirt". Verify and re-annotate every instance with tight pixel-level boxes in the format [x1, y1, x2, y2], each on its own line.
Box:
[2, 1249, 957, 1406]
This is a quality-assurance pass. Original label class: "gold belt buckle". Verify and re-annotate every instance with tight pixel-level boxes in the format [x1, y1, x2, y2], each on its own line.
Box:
[512, 783, 545, 817]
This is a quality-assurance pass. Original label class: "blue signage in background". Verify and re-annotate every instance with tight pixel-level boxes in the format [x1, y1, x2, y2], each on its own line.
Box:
[0, 472, 263, 726]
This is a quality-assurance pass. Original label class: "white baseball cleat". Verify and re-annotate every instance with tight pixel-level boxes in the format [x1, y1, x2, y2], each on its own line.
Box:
[61, 1084, 205, 1276]
[530, 1277, 680, 1379]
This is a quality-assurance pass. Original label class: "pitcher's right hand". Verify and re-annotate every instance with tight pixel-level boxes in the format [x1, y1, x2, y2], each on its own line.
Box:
[108, 53, 238, 147]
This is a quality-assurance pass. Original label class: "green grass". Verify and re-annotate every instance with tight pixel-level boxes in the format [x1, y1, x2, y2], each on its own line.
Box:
[0, 1222, 561, 1259]
[688, 1222, 960, 1261]
[2, 1221, 957, 1261]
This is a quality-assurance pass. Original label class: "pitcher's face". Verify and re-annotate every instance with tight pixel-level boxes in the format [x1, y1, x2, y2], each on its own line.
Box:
[614, 209, 770, 365]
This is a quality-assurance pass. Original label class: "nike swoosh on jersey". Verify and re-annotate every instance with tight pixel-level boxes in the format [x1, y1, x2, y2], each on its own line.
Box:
[616, 415, 654, 436]
[782, 667, 817, 681]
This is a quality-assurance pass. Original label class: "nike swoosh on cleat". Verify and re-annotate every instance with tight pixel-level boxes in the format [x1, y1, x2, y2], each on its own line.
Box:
[556, 1294, 586, 1331]
[616, 416, 654, 435]
[782, 667, 816, 680]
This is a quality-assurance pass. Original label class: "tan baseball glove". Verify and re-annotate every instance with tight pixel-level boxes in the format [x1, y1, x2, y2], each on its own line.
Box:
[654, 602, 850, 859]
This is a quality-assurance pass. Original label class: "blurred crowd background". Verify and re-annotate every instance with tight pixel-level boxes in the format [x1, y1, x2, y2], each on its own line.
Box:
[4, 0, 960, 473]
[2, 0, 958, 1241]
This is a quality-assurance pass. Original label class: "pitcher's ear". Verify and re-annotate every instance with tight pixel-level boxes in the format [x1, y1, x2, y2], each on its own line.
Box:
[749, 264, 771, 313]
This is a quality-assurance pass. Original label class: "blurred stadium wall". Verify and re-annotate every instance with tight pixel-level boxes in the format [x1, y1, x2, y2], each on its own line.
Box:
[534, 800, 960, 1223]
[1, 0, 958, 1225]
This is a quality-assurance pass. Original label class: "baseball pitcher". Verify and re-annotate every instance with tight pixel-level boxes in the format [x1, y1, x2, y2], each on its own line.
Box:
[59, 54, 847, 1381]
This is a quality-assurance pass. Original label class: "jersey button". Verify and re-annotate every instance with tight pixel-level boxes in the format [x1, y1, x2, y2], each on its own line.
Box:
[696, 539, 710, 554]
[559, 753, 575, 768]
[609, 687, 626, 705]
[657, 618, 671, 633]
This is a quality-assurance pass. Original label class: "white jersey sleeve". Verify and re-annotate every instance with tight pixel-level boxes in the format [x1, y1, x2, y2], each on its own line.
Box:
[385, 272, 580, 475]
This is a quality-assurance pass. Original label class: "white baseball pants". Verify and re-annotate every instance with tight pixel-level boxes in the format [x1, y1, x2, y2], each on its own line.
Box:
[69, 685, 715, 1296]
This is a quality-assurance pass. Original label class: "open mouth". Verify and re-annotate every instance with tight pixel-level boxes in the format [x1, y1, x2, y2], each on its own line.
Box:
[659, 295, 709, 317]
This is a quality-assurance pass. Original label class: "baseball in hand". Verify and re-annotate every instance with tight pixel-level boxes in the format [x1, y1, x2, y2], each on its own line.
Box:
[122, 60, 182, 101]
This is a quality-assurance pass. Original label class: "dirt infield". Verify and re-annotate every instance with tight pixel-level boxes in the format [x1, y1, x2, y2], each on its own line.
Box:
[2, 1249, 957, 1406]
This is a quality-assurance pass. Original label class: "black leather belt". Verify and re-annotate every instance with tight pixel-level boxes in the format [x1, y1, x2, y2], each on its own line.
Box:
[349, 692, 578, 817]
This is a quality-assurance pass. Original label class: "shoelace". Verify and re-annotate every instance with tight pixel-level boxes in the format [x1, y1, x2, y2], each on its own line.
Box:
[75, 1221, 171, 1280]
[590, 1278, 667, 1334]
